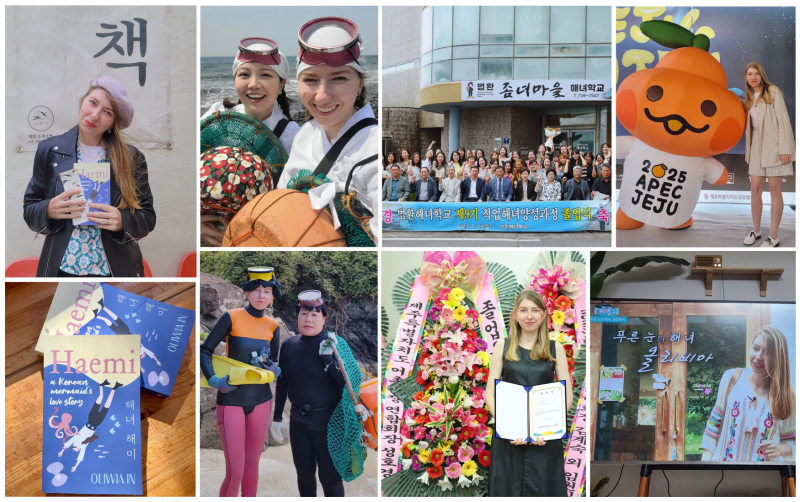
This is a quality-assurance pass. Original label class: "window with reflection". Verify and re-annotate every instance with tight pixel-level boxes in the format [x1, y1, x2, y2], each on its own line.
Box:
[432, 47, 452, 63]
[453, 45, 479, 59]
[453, 59, 479, 81]
[587, 6, 612, 43]
[551, 6, 586, 43]
[550, 58, 585, 79]
[453, 6, 480, 45]
[514, 58, 548, 80]
[595, 318, 661, 461]
[433, 6, 453, 50]
[480, 6, 514, 44]
[421, 7, 433, 55]
[432, 60, 451, 84]
[479, 58, 513, 79]
[587, 57, 612, 79]
[515, 45, 548, 57]
[515, 6, 549, 44]
[480, 45, 513, 57]
[684, 316, 747, 461]
[420, 64, 431, 88]
[551, 44, 585, 57]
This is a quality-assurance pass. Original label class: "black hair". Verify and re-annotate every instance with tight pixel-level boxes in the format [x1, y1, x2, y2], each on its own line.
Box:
[295, 303, 329, 318]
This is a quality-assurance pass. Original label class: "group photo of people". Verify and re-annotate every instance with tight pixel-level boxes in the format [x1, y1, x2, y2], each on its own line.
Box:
[382, 143, 612, 203]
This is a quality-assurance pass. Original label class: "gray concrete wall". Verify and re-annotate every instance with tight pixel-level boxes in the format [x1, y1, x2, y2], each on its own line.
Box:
[593, 251, 796, 303]
[5, 7, 197, 277]
[381, 6, 421, 68]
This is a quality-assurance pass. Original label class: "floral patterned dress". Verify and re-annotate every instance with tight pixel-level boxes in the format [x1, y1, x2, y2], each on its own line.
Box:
[59, 143, 111, 276]
[703, 368, 796, 461]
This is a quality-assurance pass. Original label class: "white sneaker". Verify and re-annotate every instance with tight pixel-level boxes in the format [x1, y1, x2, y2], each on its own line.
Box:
[743, 231, 761, 246]
[760, 236, 780, 247]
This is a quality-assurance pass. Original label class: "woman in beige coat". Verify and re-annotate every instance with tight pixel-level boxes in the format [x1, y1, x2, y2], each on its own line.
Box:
[743, 62, 795, 247]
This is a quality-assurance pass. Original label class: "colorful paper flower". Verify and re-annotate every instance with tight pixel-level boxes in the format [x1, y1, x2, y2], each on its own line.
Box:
[477, 450, 491, 468]
[448, 288, 466, 302]
[453, 305, 466, 322]
[457, 445, 475, 462]
[473, 408, 490, 424]
[445, 462, 461, 479]
[554, 295, 571, 311]
[461, 460, 478, 477]
[430, 448, 445, 467]
[427, 465, 444, 479]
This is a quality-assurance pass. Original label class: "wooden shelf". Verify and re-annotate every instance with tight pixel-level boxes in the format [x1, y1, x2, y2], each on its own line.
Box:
[690, 267, 784, 297]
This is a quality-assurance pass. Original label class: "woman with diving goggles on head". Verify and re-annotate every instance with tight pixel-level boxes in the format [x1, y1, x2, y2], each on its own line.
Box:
[200, 38, 301, 246]
[277, 17, 379, 245]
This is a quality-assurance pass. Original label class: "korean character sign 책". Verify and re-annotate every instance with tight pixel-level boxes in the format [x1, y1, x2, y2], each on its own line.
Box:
[11, 6, 171, 151]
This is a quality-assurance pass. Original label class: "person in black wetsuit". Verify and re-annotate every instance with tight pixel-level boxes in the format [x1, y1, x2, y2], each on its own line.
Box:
[200, 266, 283, 497]
[271, 290, 347, 497]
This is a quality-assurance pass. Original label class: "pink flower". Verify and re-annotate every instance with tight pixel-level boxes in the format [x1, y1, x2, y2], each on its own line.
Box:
[445, 462, 461, 479]
[563, 308, 576, 325]
[441, 309, 453, 322]
[473, 439, 486, 454]
[457, 445, 474, 462]
[400, 424, 410, 438]
[415, 427, 427, 440]
[472, 387, 486, 407]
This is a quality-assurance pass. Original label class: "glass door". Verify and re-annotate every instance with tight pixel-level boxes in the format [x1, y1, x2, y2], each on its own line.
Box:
[570, 130, 595, 154]
[591, 303, 674, 461]
[672, 303, 763, 461]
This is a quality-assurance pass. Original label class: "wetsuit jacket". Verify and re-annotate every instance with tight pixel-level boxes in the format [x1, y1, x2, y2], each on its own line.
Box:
[273, 333, 346, 431]
[200, 305, 280, 407]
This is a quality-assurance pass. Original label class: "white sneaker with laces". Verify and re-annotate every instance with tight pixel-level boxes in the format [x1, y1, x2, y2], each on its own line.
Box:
[743, 231, 761, 246]
[760, 236, 780, 247]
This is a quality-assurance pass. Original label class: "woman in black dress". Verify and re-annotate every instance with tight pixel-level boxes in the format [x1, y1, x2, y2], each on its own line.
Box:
[486, 289, 573, 496]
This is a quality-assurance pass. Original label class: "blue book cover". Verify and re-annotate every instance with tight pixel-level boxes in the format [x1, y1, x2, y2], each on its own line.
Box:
[59, 163, 110, 226]
[77, 284, 196, 398]
[42, 335, 142, 495]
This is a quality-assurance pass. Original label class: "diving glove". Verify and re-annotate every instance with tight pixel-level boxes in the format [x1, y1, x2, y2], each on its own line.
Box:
[208, 375, 238, 393]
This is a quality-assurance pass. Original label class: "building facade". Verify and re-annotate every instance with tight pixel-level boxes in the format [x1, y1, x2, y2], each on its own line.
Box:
[383, 6, 612, 158]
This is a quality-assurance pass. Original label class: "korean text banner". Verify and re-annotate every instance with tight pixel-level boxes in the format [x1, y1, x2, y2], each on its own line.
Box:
[11, 6, 171, 151]
[461, 80, 612, 101]
[382, 201, 612, 232]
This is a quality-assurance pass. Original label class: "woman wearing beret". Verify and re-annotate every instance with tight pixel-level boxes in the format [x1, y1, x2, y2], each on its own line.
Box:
[277, 17, 379, 243]
[201, 38, 301, 246]
[23, 77, 156, 277]
[742, 62, 796, 248]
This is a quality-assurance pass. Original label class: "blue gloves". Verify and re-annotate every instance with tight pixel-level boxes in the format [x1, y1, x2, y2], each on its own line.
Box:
[208, 375, 238, 393]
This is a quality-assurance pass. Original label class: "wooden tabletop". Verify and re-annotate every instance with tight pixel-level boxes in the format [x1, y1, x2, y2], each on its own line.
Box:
[5, 282, 197, 497]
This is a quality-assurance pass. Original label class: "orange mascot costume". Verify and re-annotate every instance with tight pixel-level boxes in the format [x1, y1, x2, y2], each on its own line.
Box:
[616, 20, 745, 230]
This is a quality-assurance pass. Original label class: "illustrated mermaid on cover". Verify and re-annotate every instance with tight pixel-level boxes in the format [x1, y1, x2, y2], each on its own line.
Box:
[53, 380, 123, 472]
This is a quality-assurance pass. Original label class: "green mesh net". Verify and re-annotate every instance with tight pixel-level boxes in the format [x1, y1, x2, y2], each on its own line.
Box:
[200, 111, 289, 183]
[326, 334, 367, 482]
[287, 169, 376, 247]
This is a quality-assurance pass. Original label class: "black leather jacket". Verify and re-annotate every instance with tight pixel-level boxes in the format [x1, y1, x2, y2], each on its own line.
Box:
[23, 125, 156, 277]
